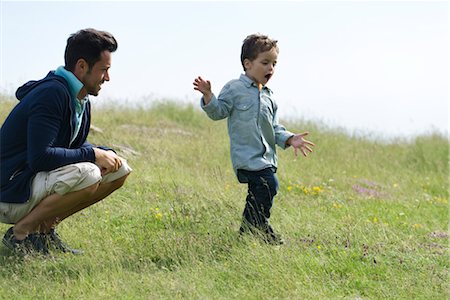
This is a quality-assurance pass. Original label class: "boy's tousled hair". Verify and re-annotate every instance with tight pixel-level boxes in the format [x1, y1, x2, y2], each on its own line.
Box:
[240, 33, 278, 71]
[64, 28, 118, 71]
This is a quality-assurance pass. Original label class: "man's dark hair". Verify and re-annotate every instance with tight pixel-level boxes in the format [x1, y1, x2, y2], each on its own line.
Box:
[240, 33, 278, 71]
[64, 28, 118, 71]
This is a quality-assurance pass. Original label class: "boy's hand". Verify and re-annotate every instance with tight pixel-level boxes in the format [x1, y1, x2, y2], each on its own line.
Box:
[193, 76, 213, 104]
[286, 132, 315, 157]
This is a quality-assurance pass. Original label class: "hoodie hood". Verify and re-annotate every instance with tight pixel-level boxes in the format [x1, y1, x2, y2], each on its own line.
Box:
[15, 71, 67, 101]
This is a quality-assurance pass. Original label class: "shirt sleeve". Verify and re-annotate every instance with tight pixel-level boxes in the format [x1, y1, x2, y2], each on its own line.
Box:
[273, 105, 294, 149]
[201, 83, 234, 120]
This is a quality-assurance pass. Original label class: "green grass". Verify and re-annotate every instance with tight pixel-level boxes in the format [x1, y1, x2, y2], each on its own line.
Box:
[0, 95, 448, 299]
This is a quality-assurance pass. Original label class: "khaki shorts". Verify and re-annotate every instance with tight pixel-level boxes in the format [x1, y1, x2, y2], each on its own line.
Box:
[0, 160, 132, 224]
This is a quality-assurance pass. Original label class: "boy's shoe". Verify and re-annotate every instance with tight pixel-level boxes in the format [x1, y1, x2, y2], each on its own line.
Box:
[262, 229, 285, 245]
[2, 227, 49, 255]
[239, 221, 258, 236]
[239, 222, 285, 245]
[43, 229, 83, 255]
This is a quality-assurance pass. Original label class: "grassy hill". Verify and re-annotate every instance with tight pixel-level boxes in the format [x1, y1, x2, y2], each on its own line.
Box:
[0, 95, 448, 299]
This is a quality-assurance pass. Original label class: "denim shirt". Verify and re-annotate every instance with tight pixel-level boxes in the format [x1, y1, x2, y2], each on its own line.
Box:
[201, 74, 294, 181]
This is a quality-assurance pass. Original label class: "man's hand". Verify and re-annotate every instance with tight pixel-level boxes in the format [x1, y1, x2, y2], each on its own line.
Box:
[93, 148, 123, 175]
[193, 76, 213, 105]
[286, 132, 315, 157]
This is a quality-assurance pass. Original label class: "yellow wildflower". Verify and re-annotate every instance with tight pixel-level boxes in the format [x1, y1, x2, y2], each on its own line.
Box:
[332, 202, 342, 209]
[312, 186, 322, 193]
[434, 197, 448, 204]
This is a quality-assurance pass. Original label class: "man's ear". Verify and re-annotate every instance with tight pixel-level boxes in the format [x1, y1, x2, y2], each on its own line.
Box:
[74, 58, 88, 77]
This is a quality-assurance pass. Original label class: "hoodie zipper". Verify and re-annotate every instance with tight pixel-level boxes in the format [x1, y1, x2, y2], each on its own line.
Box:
[9, 168, 24, 181]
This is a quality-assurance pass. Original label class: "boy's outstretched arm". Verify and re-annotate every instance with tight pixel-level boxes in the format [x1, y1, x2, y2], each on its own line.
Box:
[193, 76, 213, 105]
[286, 132, 315, 157]
[193, 75, 233, 121]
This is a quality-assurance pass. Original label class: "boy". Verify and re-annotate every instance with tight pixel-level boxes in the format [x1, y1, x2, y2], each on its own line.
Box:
[193, 34, 314, 244]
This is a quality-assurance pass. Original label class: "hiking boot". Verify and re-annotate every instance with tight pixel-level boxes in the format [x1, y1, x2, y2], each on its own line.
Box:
[2, 227, 49, 255]
[43, 229, 83, 255]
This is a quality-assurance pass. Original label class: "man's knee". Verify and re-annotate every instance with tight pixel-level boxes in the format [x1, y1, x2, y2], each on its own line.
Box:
[49, 162, 102, 195]
[108, 174, 129, 191]
[101, 160, 132, 184]
[78, 181, 101, 196]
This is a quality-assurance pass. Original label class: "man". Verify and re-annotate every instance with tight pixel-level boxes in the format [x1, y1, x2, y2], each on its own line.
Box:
[0, 28, 131, 255]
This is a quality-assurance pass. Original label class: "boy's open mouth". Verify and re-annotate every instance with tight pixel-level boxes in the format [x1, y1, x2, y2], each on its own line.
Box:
[265, 74, 272, 80]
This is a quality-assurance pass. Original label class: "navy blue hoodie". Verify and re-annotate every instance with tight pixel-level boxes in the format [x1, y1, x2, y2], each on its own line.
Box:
[0, 71, 96, 203]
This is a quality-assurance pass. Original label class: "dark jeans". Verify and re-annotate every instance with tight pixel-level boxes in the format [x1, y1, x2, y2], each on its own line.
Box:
[237, 168, 279, 230]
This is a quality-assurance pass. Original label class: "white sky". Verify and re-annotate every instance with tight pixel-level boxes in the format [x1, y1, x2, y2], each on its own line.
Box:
[0, 0, 448, 138]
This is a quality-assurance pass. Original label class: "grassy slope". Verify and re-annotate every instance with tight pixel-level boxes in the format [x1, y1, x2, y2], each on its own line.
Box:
[0, 96, 448, 299]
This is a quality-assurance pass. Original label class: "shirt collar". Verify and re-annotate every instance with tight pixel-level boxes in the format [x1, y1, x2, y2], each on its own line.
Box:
[54, 66, 85, 101]
[239, 74, 272, 93]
